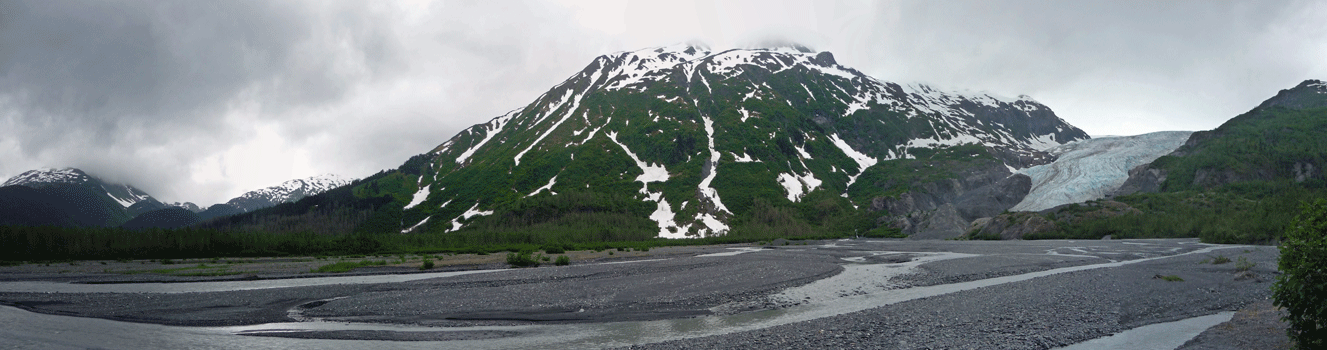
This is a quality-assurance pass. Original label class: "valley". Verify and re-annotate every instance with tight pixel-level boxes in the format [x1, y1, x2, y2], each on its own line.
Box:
[0, 238, 1281, 349]
[0, 44, 1321, 349]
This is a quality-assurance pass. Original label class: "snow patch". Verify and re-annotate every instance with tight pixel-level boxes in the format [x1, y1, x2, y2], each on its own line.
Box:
[777, 173, 804, 202]
[527, 175, 557, 197]
[732, 152, 757, 162]
[688, 116, 732, 237]
[401, 216, 430, 234]
[829, 134, 877, 172]
[514, 96, 586, 166]
[794, 144, 813, 159]
[1024, 133, 1062, 151]
[403, 185, 430, 210]
[905, 134, 982, 148]
[456, 112, 514, 165]
[799, 172, 822, 194]
[608, 132, 669, 184]
[462, 203, 493, 219]
[648, 191, 686, 239]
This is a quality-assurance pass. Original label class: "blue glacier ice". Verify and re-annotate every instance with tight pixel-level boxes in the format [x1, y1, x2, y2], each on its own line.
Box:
[1011, 131, 1192, 212]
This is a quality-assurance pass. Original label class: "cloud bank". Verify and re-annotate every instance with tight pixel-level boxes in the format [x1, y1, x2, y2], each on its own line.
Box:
[1, 0, 1324, 204]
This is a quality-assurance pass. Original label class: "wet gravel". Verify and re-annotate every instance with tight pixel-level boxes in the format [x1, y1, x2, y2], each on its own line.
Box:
[0, 239, 1286, 349]
[631, 243, 1281, 349]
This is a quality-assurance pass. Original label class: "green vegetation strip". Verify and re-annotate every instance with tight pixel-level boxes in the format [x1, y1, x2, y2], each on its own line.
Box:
[313, 260, 388, 273]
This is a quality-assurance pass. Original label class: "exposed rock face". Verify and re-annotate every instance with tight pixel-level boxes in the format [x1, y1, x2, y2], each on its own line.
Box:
[1113, 165, 1168, 196]
[969, 212, 1059, 240]
[872, 160, 1032, 240]
[1294, 162, 1318, 183]
[970, 200, 1142, 239]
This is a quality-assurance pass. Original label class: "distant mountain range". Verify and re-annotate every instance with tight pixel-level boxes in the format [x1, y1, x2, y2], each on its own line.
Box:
[5, 43, 1321, 245]
[188, 44, 1091, 239]
[0, 168, 352, 229]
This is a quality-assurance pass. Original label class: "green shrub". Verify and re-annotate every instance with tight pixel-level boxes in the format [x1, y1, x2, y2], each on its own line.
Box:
[420, 258, 434, 270]
[1274, 199, 1327, 349]
[862, 227, 907, 238]
[506, 251, 543, 268]
[1235, 257, 1255, 272]
[555, 255, 570, 266]
[1211, 255, 1232, 264]
[314, 259, 387, 273]
[543, 245, 566, 254]
[1158, 275, 1184, 282]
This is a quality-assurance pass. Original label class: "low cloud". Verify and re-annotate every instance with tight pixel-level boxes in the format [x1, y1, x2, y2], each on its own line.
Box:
[2, 0, 1325, 204]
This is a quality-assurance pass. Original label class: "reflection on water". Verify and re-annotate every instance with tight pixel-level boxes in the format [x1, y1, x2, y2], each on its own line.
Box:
[1053, 312, 1236, 350]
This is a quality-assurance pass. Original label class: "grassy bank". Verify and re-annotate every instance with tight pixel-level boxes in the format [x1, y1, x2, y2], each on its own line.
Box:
[0, 225, 849, 262]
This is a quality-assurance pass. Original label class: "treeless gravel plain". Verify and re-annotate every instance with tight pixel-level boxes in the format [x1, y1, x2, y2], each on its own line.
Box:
[0, 238, 1289, 349]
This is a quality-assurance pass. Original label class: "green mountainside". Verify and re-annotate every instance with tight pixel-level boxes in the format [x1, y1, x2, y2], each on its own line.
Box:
[971, 80, 1327, 243]
[0, 168, 150, 227]
[201, 44, 1088, 244]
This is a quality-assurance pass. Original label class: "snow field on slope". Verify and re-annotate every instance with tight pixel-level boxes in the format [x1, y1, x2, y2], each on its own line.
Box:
[403, 185, 430, 210]
[515, 91, 585, 166]
[1011, 131, 1193, 212]
[456, 112, 514, 165]
[608, 131, 687, 238]
[695, 116, 731, 235]
[446, 203, 495, 233]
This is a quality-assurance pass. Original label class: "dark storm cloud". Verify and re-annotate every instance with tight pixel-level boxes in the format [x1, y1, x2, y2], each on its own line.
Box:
[3, 0, 1324, 204]
[0, 0, 402, 200]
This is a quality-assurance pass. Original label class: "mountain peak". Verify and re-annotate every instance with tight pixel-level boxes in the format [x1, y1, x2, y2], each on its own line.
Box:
[1257, 79, 1327, 111]
[747, 40, 815, 54]
[405, 44, 1090, 238]
[2, 167, 156, 210]
[2, 167, 92, 187]
[223, 174, 354, 212]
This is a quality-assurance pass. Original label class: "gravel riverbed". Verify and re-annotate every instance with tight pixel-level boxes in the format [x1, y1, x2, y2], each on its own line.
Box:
[0, 238, 1289, 349]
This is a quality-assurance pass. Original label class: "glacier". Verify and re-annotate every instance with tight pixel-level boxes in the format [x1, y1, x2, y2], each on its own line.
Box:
[1011, 131, 1192, 212]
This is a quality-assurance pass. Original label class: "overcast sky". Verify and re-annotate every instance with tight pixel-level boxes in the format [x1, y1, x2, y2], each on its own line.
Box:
[3, 0, 1325, 205]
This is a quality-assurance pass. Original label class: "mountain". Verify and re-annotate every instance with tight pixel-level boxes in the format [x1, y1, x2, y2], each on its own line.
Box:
[197, 174, 353, 221]
[1119, 79, 1327, 193]
[0, 168, 353, 229]
[226, 174, 352, 212]
[2, 168, 157, 209]
[970, 79, 1327, 243]
[0, 168, 154, 227]
[208, 44, 1088, 240]
[169, 202, 203, 213]
[0, 185, 86, 227]
[121, 207, 202, 231]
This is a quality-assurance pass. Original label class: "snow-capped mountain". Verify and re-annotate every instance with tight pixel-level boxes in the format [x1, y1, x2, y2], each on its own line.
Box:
[381, 43, 1089, 238]
[1, 168, 355, 227]
[1010, 131, 1192, 212]
[226, 174, 353, 212]
[2, 168, 156, 209]
[169, 202, 203, 213]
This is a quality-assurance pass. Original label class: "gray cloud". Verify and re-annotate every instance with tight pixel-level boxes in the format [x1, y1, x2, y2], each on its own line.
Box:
[1, 0, 1325, 205]
[0, 0, 405, 202]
